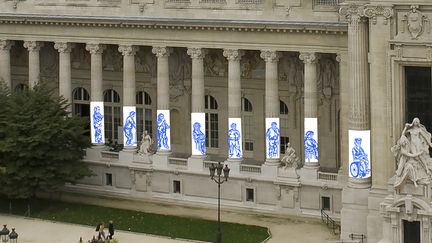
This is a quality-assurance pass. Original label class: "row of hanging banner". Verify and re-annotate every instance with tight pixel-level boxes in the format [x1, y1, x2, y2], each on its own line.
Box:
[90, 102, 371, 179]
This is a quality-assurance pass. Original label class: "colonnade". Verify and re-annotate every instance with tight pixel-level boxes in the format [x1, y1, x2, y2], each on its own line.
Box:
[0, 39, 353, 172]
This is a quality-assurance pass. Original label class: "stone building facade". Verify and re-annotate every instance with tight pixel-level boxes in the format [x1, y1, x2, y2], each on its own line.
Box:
[0, 0, 431, 242]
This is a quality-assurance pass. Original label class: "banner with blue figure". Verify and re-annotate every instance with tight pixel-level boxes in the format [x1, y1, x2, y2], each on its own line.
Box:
[304, 118, 318, 163]
[157, 110, 171, 151]
[123, 106, 137, 147]
[349, 130, 371, 179]
[90, 101, 105, 144]
[228, 118, 242, 159]
[191, 112, 206, 156]
[266, 118, 280, 159]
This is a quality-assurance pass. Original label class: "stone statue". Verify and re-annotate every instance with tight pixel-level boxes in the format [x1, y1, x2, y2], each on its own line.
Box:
[139, 130, 153, 155]
[280, 143, 300, 169]
[392, 118, 432, 188]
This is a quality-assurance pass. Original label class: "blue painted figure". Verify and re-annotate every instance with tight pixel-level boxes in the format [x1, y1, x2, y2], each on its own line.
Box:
[192, 122, 206, 155]
[304, 130, 318, 161]
[266, 122, 280, 158]
[123, 111, 136, 146]
[228, 123, 241, 158]
[350, 138, 370, 178]
[93, 106, 104, 143]
[157, 113, 170, 150]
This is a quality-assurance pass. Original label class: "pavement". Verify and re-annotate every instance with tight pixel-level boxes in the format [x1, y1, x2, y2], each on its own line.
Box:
[0, 194, 339, 243]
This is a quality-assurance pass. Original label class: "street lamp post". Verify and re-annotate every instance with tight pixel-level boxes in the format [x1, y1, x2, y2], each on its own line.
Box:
[209, 162, 230, 243]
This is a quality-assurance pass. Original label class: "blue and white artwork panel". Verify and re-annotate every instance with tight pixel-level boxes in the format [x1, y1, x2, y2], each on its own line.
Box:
[157, 109, 171, 151]
[265, 118, 280, 159]
[191, 112, 206, 156]
[348, 130, 371, 179]
[123, 106, 137, 147]
[228, 118, 242, 159]
[304, 118, 318, 163]
[90, 101, 105, 144]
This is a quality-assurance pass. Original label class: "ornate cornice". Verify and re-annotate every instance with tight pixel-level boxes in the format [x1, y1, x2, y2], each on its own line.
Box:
[118, 45, 138, 56]
[0, 40, 14, 51]
[85, 43, 106, 55]
[223, 49, 244, 62]
[339, 4, 394, 25]
[54, 42, 74, 53]
[187, 48, 207, 60]
[260, 50, 280, 63]
[152, 46, 172, 58]
[23, 41, 43, 52]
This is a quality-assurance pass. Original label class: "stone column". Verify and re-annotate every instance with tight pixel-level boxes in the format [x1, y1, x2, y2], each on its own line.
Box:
[336, 52, 349, 176]
[299, 52, 319, 168]
[152, 46, 172, 154]
[223, 49, 244, 161]
[86, 43, 106, 146]
[119, 45, 139, 151]
[54, 42, 73, 112]
[0, 40, 14, 88]
[261, 50, 281, 165]
[187, 48, 207, 157]
[23, 41, 43, 89]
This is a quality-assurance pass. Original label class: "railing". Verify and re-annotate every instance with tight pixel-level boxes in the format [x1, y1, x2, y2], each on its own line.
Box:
[200, 0, 226, 3]
[101, 151, 119, 160]
[240, 164, 261, 173]
[169, 157, 188, 166]
[313, 0, 342, 6]
[321, 209, 341, 235]
[166, 0, 191, 3]
[318, 171, 338, 181]
[349, 234, 366, 243]
[236, 0, 263, 4]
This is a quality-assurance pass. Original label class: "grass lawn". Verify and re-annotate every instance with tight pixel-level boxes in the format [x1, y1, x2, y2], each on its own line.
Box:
[0, 198, 269, 243]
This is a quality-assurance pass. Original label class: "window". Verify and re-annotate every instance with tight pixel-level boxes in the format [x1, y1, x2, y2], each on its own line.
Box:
[280, 100, 289, 153]
[105, 173, 113, 186]
[246, 188, 254, 202]
[14, 83, 28, 92]
[104, 89, 121, 141]
[280, 136, 289, 154]
[321, 196, 330, 211]
[280, 100, 289, 115]
[173, 180, 181, 194]
[242, 97, 253, 152]
[136, 91, 153, 141]
[72, 87, 90, 116]
[405, 67, 432, 132]
[205, 95, 219, 148]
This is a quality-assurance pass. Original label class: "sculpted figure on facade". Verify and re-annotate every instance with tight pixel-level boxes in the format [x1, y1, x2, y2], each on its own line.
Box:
[204, 50, 227, 77]
[402, 5, 430, 40]
[139, 130, 153, 155]
[317, 57, 338, 100]
[240, 52, 265, 79]
[392, 118, 432, 188]
[280, 143, 300, 169]
[135, 48, 156, 75]
[278, 54, 303, 94]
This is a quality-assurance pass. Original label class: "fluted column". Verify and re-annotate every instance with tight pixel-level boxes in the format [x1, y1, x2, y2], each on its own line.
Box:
[223, 49, 244, 161]
[261, 50, 281, 165]
[152, 46, 172, 154]
[299, 52, 319, 168]
[187, 48, 207, 157]
[86, 43, 106, 146]
[54, 42, 73, 113]
[0, 40, 14, 88]
[24, 41, 43, 89]
[337, 52, 349, 176]
[119, 45, 139, 150]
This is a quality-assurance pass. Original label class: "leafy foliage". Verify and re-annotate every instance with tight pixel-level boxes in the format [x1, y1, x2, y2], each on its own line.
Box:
[0, 82, 92, 199]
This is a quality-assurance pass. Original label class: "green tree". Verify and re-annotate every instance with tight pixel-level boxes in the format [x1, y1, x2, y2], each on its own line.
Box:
[0, 82, 92, 200]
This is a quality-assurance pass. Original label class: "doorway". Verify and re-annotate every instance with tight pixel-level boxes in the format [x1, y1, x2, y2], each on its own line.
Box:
[403, 220, 420, 243]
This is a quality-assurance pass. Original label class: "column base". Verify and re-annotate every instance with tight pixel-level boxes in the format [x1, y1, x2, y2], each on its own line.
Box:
[156, 150, 172, 156]
[264, 158, 280, 166]
[303, 162, 319, 169]
[348, 177, 372, 189]
[122, 146, 137, 153]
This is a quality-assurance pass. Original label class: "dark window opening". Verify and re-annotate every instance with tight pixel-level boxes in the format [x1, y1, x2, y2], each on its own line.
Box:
[321, 196, 331, 211]
[280, 136, 290, 154]
[245, 141, 254, 151]
[246, 188, 254, 202]
[105, 173, 113, 186]
[403, 220, 420, 243]
[173, 180, 181, 194]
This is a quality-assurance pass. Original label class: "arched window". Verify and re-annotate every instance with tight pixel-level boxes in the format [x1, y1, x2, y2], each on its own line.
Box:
[136, 91, 153, 141]
[242, 97, 253, 152]
[205, 95, 219, 148]
[72, 87, 90, 116]
[104, 89, 121, 141]
[280, 99, 289, 154]
[14, 83, 28, 92]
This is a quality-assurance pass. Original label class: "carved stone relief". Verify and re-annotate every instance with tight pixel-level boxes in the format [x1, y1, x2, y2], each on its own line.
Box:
[169, 48, 191, 86]
[240, 51, 265, 79]
[103, 45, 123, 71]
[402, 5, 430, 40]
[10, 41, 27, 67]
[135, 47, 156, 76]
[204, 49, 227, 77]
[40, 43, 59, 77]
[317, 55, 339, 100]
[71, 44, 90, 69]
[278, 52, 304, 93]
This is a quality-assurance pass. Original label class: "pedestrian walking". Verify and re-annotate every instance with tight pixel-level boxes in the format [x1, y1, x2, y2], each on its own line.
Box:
[108, 220, 115, 240]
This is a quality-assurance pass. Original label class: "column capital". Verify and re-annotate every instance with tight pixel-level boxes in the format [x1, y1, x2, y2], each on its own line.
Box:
[299, 52, 318, 64]
[54, 42, 74, 53]
[260, 50, 280, 63]
[0, 40, 14, 51]
[85, 43, 106, 55]
[152, 46, 172, 58]
[118, 45, 139, 56]
[23, 41, 43, 52]
[223, 49, 244, 62]
[339, 4, 393, 25]
[336, 52, 347, 63]
[187, 48, 207, 60]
